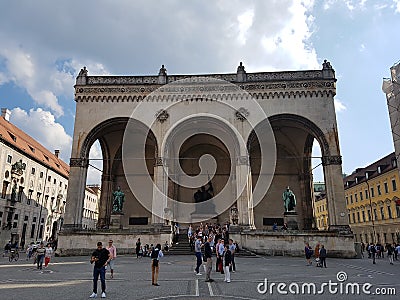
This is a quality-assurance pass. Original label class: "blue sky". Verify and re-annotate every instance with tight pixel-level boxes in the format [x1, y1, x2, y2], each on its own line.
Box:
[0, 0, 399, 183]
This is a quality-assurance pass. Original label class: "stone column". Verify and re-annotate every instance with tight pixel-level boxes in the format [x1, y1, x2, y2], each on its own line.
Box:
[151, 157, 168, 225]
[322, 155, 350, 232]
[63, 158, 88, 230]
[236, 156, 254, 228]
[98, 174, 113, 227]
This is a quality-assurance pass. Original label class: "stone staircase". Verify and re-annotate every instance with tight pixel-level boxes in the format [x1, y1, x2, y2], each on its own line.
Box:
[165, 233, 256, 257]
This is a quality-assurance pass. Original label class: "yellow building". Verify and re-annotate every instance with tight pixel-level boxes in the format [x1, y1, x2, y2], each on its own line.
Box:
[314, 152, 400, 244]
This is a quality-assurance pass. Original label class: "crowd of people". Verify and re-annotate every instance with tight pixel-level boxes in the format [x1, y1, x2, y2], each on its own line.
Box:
[362, 242, 400, 264]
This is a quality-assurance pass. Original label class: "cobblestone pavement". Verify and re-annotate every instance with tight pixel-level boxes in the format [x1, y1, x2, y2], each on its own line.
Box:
[0, 252, 399, 300]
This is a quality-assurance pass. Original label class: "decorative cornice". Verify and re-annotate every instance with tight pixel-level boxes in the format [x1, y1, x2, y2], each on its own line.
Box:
[322, 155, 342, 166]
[70, 158, 89, 168]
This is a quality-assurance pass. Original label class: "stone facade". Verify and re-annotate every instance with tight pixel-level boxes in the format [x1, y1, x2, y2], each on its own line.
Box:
[0, 112, 69, 248]
[63, 62, 349, 236]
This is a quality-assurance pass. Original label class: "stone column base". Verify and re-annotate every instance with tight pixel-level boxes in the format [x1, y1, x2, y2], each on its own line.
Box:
[110, 214, 123, 229]
[284, 211, 299, 230]
[328, 225, 352, 234]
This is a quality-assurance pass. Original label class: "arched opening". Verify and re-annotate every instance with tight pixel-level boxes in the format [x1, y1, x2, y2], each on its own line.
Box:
[249, 114, 330, 230]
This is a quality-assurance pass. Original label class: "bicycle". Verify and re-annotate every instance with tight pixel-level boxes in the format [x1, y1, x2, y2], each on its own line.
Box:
[9, 249, 19, 262]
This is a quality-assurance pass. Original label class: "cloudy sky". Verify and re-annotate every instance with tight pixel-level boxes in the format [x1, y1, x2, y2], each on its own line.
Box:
[0, 0, 399, 184]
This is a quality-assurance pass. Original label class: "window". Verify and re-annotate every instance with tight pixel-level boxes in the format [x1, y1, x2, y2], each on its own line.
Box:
[44, 155, 49, 161]
[388, 206, 393, 219]
[371, 187, 375, 198]
[47, 175, 51, 182]
[1, 181, 9, 198]
[384, 182, 389, 194]
[53, 178, 56, 184]
[17, 186, 24, 202]
[31, 168, 35, 175]
[361, 211, 365, 222]
[30, 224, 35, 239]
[392, 179, 397, 191]
[374, 209, 378, 220]
[365, 189, 369, 199]
[367, 209, 371, 221]
[380, 207, 385, 220]
[355, 193, 358, 202]
[360, 191, 363, 201]
[13, 222, 17, 228]
[7, 155, 12, 163]
[8, 132, 16, 142]
[59, 181, 62, 187]
[40, 172, 44, 179]
[14, 214, 19, 220]
[350, 195, 353, 203]
[352, 212, 356, 223]
[396, 205, 400, 218]
[44, 195, 49, 207]
[24, 215, 28, 221]
[28, 145, 35, 153]
[357, 211, 360, 223]
[377, 185, 381, 196]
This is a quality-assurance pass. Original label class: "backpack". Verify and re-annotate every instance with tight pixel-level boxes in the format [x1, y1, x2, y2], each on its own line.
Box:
[151, 248, 160, 259]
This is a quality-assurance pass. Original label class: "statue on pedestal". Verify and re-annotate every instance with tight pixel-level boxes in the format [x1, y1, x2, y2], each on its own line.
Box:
[282, 186, 296, 212]
[112, 186, 125, 214]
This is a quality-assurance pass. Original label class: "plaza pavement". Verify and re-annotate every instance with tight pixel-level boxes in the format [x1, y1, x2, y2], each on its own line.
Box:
[0, 252, 399, 300]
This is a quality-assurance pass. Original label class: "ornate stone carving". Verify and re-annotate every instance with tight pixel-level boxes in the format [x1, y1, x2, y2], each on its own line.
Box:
[235, 107, 249, 121]
[69, 158, 89, 168]
[156, 109, 169, 123]
[237, 156, 250, 165]
[322, 155, 342, 166]
[154, 157, 164, 166]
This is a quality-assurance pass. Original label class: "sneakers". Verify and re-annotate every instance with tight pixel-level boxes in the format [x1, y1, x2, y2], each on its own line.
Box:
[196, 272, 202, 276]
[101, 292, 106, 298]
[89, 292, 97, 298]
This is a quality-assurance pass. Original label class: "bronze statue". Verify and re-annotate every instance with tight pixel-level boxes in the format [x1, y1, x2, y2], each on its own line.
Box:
[112, 186, 125, 213]
[282, 186, 296, 212]
[194, 181, 214, 203]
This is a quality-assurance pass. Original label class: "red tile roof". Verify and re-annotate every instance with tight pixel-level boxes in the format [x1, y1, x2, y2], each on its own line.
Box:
[0, 115, 69, 178]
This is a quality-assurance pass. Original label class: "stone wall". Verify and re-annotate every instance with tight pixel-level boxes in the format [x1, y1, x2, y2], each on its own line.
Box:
[56, 229, 172, 256]
[230, 230, 356, 258]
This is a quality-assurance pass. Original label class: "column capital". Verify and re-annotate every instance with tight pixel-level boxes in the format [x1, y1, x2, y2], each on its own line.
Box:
[69, 158, 89, 168]
[237, 156, 250, 165]
[154, 156, 164, 167]
[322, 155, 342, 166]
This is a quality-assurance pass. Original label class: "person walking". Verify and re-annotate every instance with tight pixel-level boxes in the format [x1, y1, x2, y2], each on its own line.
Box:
[304, 242, 313, 266]
[106, 240, 117, 278]
[44, 243, 53, 268]
[370, 243, 376, 264]
[135, 238, 141, 259]
[218, 239, 225, 274]
[223, 244, 232, 283]
[228, 239, 236, 273]
[90, 242, 111, 298]
[319, 244, 327, 268]
[151, 243, 164, 286]
[194, 235, 203, 275]
[386, 243, 394, 265]
[314, 243, 321, 267]
[204, 235, 214, 282]
[36, 242, 45, 270]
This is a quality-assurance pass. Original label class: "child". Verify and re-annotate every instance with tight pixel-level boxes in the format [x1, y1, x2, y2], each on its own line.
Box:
[44, 243, 53, 268]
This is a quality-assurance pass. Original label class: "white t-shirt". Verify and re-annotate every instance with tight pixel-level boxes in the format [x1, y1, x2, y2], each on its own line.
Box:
[45, 247, 53, 258]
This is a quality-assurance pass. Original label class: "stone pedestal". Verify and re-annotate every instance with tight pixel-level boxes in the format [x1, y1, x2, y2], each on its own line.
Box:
[190, 213, 217, 224]
[110, 214, 123, 229]
[284, 211, 298, 230]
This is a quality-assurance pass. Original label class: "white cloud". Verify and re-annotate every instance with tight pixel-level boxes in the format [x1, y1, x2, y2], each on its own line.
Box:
[10, 107, 72, 162]
[359, 43, 366, 52]
[334, 98, 347, 112]
[0, 46, 68, 117]
[237, 9, 255, 45]
[87, 140, 102, 185]
[394, 0, 400, 13]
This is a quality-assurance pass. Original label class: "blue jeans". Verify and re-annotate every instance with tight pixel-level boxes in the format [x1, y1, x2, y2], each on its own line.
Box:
[93, 266, 106, 293]
[195, 252, 202, 273]
[37, 254, 44, 269]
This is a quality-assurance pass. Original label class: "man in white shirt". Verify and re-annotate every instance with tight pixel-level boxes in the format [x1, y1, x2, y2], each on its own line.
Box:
[106, 240, 117, 279]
